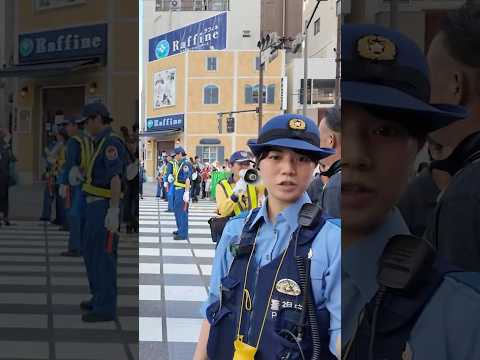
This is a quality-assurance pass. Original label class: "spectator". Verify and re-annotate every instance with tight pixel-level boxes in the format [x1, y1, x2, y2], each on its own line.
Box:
[0, 129, 14, 225]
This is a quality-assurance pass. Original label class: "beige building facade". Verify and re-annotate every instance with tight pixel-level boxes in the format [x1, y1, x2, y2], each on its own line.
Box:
[143, 49, 285, 177]
[0, 0, 138, 184]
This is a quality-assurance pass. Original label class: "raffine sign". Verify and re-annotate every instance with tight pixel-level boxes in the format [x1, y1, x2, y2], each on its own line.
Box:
[148, 12, 227, 61]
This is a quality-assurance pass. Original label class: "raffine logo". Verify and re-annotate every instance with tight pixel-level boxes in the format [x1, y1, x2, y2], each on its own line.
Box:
[155, 40, 170, 59]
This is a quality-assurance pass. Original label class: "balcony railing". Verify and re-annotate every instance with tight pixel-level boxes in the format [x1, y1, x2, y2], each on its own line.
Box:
[155, 0, 230, 12]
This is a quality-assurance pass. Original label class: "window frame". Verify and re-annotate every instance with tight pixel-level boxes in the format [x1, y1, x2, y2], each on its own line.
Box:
[314, 18, 320, 35]
[203, 84, 220, 105]
[206, 56, 218, 72]
[34, 0, 86, 11]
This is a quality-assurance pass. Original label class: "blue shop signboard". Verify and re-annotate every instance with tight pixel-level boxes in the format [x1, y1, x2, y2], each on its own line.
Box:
[146, 114, 184, 132]
[149, 12, 227, 62]
[19, 24, 107, 63]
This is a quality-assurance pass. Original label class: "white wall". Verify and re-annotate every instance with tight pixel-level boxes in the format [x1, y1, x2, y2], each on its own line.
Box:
[304, 0, 337, 59]
[286, 57, 335, 113]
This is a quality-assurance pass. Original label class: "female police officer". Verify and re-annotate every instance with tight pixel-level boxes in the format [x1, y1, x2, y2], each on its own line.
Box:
[341, 24, 480, 359]
[194, 113, 341, 359]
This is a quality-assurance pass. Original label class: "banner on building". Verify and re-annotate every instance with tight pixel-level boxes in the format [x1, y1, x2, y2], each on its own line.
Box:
[153, 68, 176, 109]
[148, 12, 227, 61]
[146, 114, 184, 132]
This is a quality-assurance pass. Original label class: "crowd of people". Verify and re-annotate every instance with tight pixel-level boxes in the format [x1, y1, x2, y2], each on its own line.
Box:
[38, 102, 138, 322]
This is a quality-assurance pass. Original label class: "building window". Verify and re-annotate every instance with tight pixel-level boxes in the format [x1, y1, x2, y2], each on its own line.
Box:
[314, 18, 320, 35]
[35, 0, 85, 10]
[204, 85, 219, 104]
[156, 0, 229, 11]
[245, 84, 275, 104]
[206, 57, 218, 71]
[299, 79, 335, 105]
[197, 145, 224, 164]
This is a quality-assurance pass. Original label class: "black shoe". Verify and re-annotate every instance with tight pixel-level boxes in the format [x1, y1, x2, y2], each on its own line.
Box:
[61, 250, 81, 257]
[51, 219, 61, 225]
[80, 300, 93, 311]
[39, 217, 50, 222]
[165, 210, 173, 213]
[81, 312, 115, 322]
[173, 234, 187, 240]
[172, 231, 178, 235]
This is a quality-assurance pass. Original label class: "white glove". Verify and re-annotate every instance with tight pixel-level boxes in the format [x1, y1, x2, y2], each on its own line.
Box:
[183, 191, 190, 203]
[59, 185, 67, 198]
[192, 172, 198, 181]
[126, 161, 139, 180]
[68, 166, 85, 186]
[168, 174, 174, 183]
[104, 207, 120, 232]
[232, 179, 247, 195]
[163, 182, 168, 188]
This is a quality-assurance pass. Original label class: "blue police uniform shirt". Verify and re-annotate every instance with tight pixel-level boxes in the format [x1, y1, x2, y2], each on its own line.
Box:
[61, 137, 82, 185]
[176, 158, 192, 186]
[90, 128, 125, 187]
[202, 192, 341, 356]
[166, 161, 174, 178]
[343, 208, 480, 359]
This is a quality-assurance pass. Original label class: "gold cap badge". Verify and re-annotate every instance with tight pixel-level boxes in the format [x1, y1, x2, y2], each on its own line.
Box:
[357, 35, 396, 61]
[276, 278, 301, 296]
[288, 118, 306, 130]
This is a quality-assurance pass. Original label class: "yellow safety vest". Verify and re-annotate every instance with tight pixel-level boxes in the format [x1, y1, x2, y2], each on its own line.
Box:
[219, 179, 258, 216]
[82, 132, 124, 198]
[71, 134, 94, 172]
[174, 160, 186, 188]
[53, 143, 66, 176]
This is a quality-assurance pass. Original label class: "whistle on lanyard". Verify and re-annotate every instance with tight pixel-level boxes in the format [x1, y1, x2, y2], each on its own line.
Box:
[105, 231, 114, 254]
[233, 336, 257, 360]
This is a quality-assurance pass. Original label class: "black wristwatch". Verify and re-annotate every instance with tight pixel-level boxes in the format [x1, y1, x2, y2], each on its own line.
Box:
[230, 194, 239, 203]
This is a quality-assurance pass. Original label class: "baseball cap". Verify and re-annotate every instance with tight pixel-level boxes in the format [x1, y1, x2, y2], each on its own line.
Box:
[342, 24, 467, 131]
[81, 103, 111, 121]
[247, 114, 335, 160]
[64, 115, 84, 125]
[229, 151, 254, 164]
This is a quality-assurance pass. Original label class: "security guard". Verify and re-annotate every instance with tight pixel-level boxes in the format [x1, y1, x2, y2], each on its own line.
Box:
[59, 115, 93, 257]
[172, 146, 192, 240]
[80, 103, 126, 322]
[341, 24, 480, 359]
[215, 150, 264, 218]
[164, 151, 176, 212]
[194, 114, 340, 360]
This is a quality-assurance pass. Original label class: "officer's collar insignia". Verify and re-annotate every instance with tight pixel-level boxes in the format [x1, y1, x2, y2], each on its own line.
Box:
[357, 34, 397, 61]
[288, 119, 306, 131]
[276, 278, 301, 296]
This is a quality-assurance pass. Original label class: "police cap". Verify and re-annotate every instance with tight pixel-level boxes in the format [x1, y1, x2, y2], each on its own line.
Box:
[247, 114, 335, 160]
[342, 24, 467, 131]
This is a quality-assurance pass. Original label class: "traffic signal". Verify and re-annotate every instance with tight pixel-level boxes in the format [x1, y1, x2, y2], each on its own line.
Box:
[226, 116, 235, 133]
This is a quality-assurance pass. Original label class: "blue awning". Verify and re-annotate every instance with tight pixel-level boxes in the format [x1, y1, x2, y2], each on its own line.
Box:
[0, 58, 101, 78]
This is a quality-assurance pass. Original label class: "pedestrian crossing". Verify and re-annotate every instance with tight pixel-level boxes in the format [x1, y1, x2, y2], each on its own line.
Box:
[0, 221, 138, 360]
[139, 196, 217, 360]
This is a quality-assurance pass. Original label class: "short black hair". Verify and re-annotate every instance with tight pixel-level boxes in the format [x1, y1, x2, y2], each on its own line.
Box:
[440, 4, 480, 68]
[255, 147, 319, 166]
[324, 106, 341, 133]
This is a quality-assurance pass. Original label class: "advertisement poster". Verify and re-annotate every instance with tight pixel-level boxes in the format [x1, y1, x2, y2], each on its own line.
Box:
[153, 68, 176, 109]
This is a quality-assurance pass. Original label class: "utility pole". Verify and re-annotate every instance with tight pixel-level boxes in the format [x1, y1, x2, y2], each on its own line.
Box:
[303, 20, 308, 116]
[258, 46, 264, 134]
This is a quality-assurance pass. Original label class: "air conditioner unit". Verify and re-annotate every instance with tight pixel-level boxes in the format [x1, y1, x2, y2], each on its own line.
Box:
[170, 0, 181, 11]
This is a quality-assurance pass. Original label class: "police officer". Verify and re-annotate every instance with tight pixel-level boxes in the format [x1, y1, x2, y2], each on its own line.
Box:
[341, 24, 480, 359]
[194, 114, 340, 360]
[80, 103, 126, 322]
[172, 146, 192, 240]
[215, 150, 264, 218]
[164, 150, 176, 212]
[59, 115, 93, 257]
